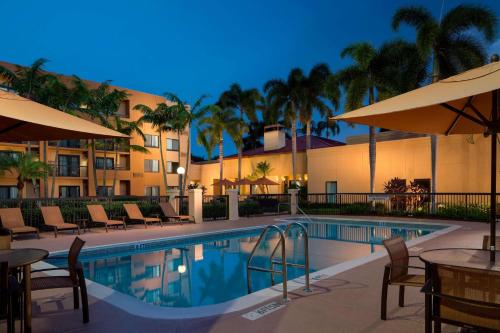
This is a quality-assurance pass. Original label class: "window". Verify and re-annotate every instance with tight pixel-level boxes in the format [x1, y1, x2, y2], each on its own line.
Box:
[144, 159, 159, 173]
[166, 138, 179, 151]
[413, 178, 431, 192]
[144, 265, 161, 279]
[59, 186, 80, 198]
[117, 100, 130, 118]
[96, 157, 114, 170]
[0, 150, 21, 160]
[144, 288, 160, 304]
[144, 186, 160, 196]
[97, 186, 113, 196]
[144, 134, 159, 148]
[167, 161, 179, 174]
[58, 155, 80, 177]
[0, 186, 18, 199]
[325, 181, 338, 204]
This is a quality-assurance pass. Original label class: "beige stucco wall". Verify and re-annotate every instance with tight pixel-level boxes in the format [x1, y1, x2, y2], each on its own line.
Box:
[307, 134, 498, 193]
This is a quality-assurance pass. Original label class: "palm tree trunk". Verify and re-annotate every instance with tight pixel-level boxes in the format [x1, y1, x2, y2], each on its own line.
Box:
[17, 179, 24, 204]
[91, 139, 98, 196]
[368, 126, 376, 193]
[219, 136, 224, 195]
[42, 141, 48, 198]
[291, 115, 297, 183]
[102, 143, 108, 194]
[430, 52, 440, 212]
[50, 141, 60, 198]
[177, 131, 182, 193]
[306, 119, 312, 149]
[112, 145, 118, 196]
[158, 131, 169, 195]
[183, 124, 191, 192]
[237, 147, 242, 192]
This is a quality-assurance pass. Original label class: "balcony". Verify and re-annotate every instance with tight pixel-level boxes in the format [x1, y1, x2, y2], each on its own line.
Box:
[48, 140, 84, 149]
[49, 164, 88, 178]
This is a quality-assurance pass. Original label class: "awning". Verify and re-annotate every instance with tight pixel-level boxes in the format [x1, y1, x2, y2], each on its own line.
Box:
[0, 90, 128, 141]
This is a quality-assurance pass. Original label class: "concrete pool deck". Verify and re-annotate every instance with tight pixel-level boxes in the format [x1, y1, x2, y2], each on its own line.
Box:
[5, 215, 498, 332]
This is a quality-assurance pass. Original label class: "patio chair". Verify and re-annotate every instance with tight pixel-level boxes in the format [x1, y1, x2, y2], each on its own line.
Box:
[381, 236, 425, 320]
[31, 237, 89, 324]
[483, 235, 500, 251]
[0, 261, 22, 333]
[86, 204, 126, 232]
[159, 201, 191, 223]
[422, 264, 500, 332]
[0, 208, 39, 240]
[123, 203, 162, 228]
[41, 206, 80, 238]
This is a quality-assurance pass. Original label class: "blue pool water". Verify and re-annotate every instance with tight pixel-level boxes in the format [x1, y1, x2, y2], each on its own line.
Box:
[49, 218, 445, 308]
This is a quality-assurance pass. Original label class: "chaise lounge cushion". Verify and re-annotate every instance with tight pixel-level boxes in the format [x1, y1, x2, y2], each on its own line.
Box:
[8, 226, 38, 234]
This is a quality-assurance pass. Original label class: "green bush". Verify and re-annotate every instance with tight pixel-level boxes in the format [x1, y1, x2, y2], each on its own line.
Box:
[203, 202, 227, 220]
[239, 200, 263, 216]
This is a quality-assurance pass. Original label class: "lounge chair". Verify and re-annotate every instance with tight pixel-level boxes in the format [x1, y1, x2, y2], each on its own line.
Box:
[483, 235, 500, 250]
[123, 203, 162, 228]
[159, 201, 191, 223]
[381, 236, 425, 320]
[0, 208, 39, 240]
[41, 206, 80, 238]
[86, 205, 126, 232]
[31, 237, 89, 324]
[422, 263, 500, 332]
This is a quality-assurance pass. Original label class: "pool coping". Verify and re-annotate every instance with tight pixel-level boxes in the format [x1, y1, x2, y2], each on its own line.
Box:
[32, 217, 460, 320]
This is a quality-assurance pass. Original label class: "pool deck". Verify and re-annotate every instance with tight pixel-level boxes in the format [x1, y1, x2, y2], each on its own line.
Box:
[6, 215, 498, 333]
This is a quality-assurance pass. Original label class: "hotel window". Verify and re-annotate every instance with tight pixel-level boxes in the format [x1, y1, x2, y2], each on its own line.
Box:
[166, 138, 179, 151]
[166, 161, 179, 174]
[144, 159, 159, 172]
[144, 288, 161, 304]
[59, 186, 80, 198]
[144, 134, 159, 148]
[117, 100, 130, 118]
[95, 157, 114, 170]
[97, 186, 113, 196]
[144, 186, 160, 196]
[0, 150, 21, 160]
[413, 178, 431, 192]
[58, 155, 80, 177]
[144, 265, 161, 279]
[0, 186, 18, 199]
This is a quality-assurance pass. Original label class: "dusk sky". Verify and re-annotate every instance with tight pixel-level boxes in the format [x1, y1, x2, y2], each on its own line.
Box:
[1, 0, 499, 157]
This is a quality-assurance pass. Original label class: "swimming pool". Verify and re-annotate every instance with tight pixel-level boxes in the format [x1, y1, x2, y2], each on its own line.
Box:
[48, 218, 447, 309]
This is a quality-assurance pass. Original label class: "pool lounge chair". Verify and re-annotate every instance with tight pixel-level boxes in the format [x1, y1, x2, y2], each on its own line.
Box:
[123, 203, 162, 228]
[159, 201, 191, 223]
[31, 237, 89, 324]
[0, 208, 39, 240]
[86, 205, 126, 232]
[381, 236, 425, 320]
[41, 206, 80, 238]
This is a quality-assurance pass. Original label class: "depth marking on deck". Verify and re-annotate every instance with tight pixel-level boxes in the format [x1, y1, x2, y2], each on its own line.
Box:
[242, 302, 286, 320]
[409, 247, 423, 253]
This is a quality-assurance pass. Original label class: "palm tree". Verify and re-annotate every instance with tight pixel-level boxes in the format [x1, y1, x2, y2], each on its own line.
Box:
[196, 130, 216, 161]
[264, 69, 305, 185]
[135, 103, 173, 195]
[219, 84, 261, 188]
[197, 104, 239, 194]
[392, 4, 497, 199]
[0, 153, 50, 201]
[81, 82, 128, 196]
[163, 93, 209, 192]
[110, 116, 148, 196]
[255, 160, 274, 193]
[300, 120, 340, 138]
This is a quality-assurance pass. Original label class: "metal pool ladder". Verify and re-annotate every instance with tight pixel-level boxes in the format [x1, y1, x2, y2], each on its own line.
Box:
[246, 222, 311, 302]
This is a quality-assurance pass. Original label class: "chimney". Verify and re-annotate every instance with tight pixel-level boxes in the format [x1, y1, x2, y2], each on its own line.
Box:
[264, 125, 286, 151]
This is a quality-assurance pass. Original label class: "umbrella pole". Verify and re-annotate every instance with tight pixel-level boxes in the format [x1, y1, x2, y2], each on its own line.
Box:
[491, 89, 498, 263]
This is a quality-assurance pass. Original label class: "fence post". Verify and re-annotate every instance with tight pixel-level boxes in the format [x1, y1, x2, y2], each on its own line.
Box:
[288, 189, 299, 215]
[189, 189, 203, 223]
[167, 189, 180, 213]
[227, 189, 239, 221]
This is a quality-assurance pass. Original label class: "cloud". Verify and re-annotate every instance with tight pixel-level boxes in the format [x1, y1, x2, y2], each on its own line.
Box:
[489, 39, 500, 56]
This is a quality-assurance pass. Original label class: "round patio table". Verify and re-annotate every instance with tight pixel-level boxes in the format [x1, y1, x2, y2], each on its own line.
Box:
[419, 248, 500, 333]
[0, 248, 49, 333]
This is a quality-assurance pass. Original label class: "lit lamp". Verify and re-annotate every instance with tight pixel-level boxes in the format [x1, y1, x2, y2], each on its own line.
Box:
[178, 264, 186, 274]
[177, 166, 186, 195]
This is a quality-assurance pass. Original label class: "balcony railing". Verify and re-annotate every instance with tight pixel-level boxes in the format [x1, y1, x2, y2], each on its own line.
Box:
[48, 140, 83, 149]
[49, 164, 88, 177]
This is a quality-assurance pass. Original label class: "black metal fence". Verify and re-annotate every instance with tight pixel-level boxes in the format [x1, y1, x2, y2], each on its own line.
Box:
[0, 196, 179, 229]
[300, 193, 495, 221]
[238, 194, 291, 217]
[203, 195, 228, 220]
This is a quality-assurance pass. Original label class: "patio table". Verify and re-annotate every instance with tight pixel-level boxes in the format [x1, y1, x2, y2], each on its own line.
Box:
[419, 248, 500, 333]
[0, 248, 49, 333]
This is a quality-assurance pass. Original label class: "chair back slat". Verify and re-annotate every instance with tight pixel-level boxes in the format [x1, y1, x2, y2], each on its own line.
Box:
[159, 202, 176, 217]
[0, 208, 25, 229]
[68, 237, 85, 283]
[123, 204, 143, 220]
[41, 206, 66, 226]
[87, 205, 108, 223]
[383, 237, 409, 280]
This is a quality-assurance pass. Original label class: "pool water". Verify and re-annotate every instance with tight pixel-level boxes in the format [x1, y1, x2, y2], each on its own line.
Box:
[49, 218, 445, 308]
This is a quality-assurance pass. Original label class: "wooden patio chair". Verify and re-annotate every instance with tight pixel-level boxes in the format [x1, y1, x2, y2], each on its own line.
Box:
[41, 206, 80, 238]
[483, 235, 500, 251]
[86, 205, 126, 232]
[123, 203, 162, 228]
[0, 261, 22, 333]
[0, 208, 39, 240]
[422, 264, 500, 332]
[31, 237, 89, 324]
[159, 201, 191, 223]
[381, 236, 425, 320]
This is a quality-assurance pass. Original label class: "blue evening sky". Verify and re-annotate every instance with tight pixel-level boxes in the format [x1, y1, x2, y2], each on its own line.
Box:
[1, 0, 499, 157]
